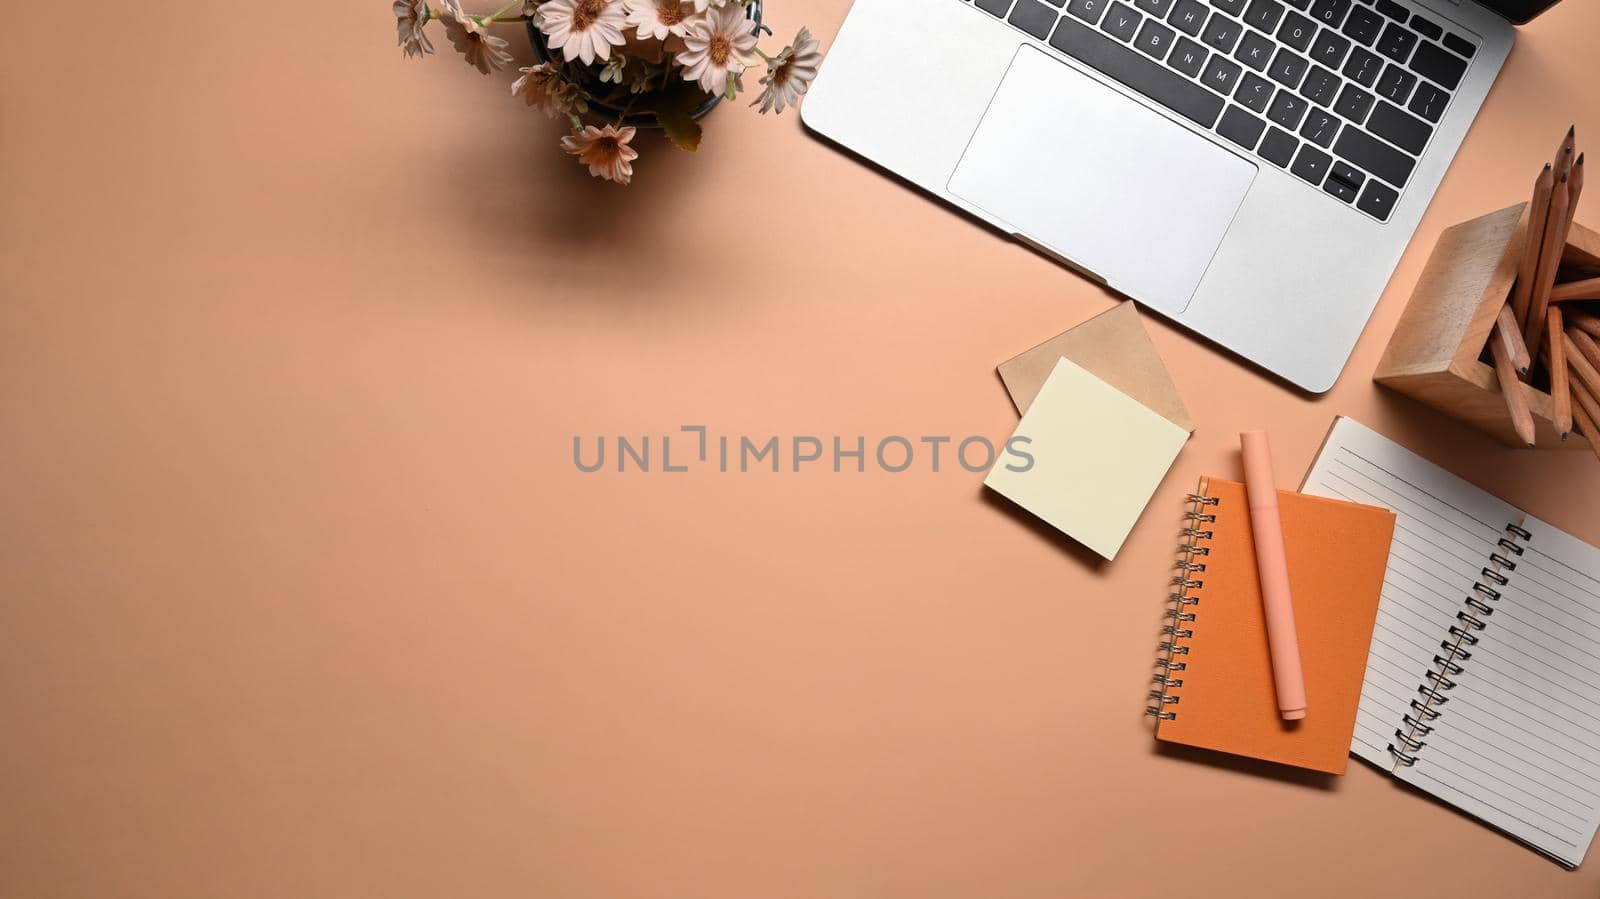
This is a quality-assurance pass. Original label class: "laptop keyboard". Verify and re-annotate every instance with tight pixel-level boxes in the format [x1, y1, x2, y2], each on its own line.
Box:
[967, 0, 1479, 222]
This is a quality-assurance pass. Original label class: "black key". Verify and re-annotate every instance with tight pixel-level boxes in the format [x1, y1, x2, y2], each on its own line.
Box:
[1331, 160, 1366, 189]
[1135, 18, 1178, 57]
[1202, 12, 1242, 53]
[1375, 22, 1417, 63]
[1374, 0, 1407, 22]
[1410, 14, 1441, 40]
[1135, 0, 1175, 15]
[1234, 30, 1275, 71]
[1334, 83, 1375, 121]
[1169, 36, 1210, 76]
[1408, 81, 1448, 123]
[1277, 12, 1317, 52]
[1323, 170, 1359, 203]
[1218, 104, 1268, 149]
[1443, 32, 1476, 59]
[1291, 144, 1333, 184]
[1242, 0, 1285, 33]
[1048, 15, 1226, 126]
[1202, 54, 1243, 93]
[1235, 72, 1275, 112]
[1310, 29, 1351, 68]
[1268, 89, 1309, 128]
[975, 0, 1013, 17]
[1300, 108, 1341, 146]
[1269, 48, 1310, 88]
[1103, 2, 1144, 40]
[1168, 0, 1208, 35]
[1211, 0, 1248, 14]
[1260, 126, 1299, 167]
[1066, 0, 1109, 24]
[1357, 179, 1399, 220]
[1341, 5, 1382, 44]
[1368, 100, 1431, 154]
[1335, 126, 1415, 186]
[1411, 40, 1468, 89]
[1344, 46, 1382, 86]
[1308, 0, 1350, 27]
[1013, 0, 1064, 37]
[1286, 0, 1311, 9]
[1376, 64, 1416, 103]
[1301, 65, 1340, 106]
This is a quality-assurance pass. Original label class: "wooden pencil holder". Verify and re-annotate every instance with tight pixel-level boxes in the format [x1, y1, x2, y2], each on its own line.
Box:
[1375, 203, 1600, 449]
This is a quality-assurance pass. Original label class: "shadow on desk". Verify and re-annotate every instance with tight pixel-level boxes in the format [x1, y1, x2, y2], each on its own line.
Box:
[1150, 739, 1341, 792]
[978, 487, 1109, 575]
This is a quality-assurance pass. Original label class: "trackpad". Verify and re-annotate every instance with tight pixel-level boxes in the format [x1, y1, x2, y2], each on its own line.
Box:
[948, 46, 1255, 315]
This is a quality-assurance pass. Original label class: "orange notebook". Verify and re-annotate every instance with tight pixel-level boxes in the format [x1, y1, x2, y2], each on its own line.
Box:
[1148, 477, 1395, 775]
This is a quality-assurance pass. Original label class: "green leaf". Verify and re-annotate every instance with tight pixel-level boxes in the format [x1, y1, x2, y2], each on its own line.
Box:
[653, 80, 710, 152]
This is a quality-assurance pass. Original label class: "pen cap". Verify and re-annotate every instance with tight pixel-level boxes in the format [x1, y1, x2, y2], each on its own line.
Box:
[1240, 430, 1279, 511]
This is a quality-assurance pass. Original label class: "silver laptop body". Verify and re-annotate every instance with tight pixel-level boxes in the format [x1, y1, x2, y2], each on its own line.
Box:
[803, 0, 1520, 392]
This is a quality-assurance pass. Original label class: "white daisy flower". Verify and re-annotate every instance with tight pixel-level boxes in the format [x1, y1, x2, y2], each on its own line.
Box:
[677, 3, 757, 96]
[440, 0, 513, 73]
[752, 27, 823, 114]
[539, 0, 630, 66]
[561, 124, 639, 184]
[623, 0, 696, 41]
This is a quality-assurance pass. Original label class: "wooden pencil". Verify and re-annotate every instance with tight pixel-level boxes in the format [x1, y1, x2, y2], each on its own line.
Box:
[1570, 309, 1600, 339]
[1511, 164, 1555, 328]
[1549, 307, 1572, 439]
[1496, 303, 1532, 375]
[1555, 126, 1576, 179]
[1551, 277, 1600, 302]
[1564, 328, 1600, 401]
[1490, 322, 1537, 447]
[1567, 153, 1586, 231]
[1525, 174, 1571, 364]
[1572, 381, 1600, 461]
[1570, 374, 1600, 455]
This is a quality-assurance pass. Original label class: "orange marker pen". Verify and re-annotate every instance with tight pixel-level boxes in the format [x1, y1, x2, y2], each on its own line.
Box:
[1241, 430, 1307, 721]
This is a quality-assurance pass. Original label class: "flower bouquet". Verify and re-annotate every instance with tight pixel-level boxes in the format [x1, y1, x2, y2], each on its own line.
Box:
[392, 0, 823, 184]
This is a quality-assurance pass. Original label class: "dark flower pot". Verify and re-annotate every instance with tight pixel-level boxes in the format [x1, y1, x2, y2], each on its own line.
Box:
[525, 1, 765, 128]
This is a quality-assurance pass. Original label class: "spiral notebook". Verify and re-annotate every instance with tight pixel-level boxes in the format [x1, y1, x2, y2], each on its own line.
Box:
[1148, 478, 1396, 776]
[1299, 418, 1600, 867]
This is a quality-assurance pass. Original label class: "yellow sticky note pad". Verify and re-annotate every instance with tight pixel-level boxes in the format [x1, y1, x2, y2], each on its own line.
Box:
[985, 357, 1189, 560]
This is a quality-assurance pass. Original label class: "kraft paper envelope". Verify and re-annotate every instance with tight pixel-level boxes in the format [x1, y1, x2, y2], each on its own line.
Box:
[997, 303, 1193, 432]
[985, 358, 1189, 560]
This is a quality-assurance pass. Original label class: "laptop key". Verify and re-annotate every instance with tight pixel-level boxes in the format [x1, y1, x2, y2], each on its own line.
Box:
[1334, 83, 1375, 122]
[1290, 144, 1333, 185]
[1301, 65, 1340, 106]
[1259, 126, 1299, 167]
[1066, 0, 1109, 25]
[1341, 4, 1382, 45]
[1103, 2, 1144, 40]
[1408, 81, 1448, 123]
[1323, 169, 1359, 203]
[1210, 0, 1249, 15]
[1375, 22, 1417, 63]
[1300, 108, 1341, 147]
[1234, 30, 1275, 72]
[1268, 90, 1309, 129]
[1368, 100, 1431, 154]
[1218, 104, 1268, 149]
[1335, 126, 1415, 186]
[1343, 46, 1381, 86]
[1047, 15, 1226, 126]
[1134, 0, 1175, 15]
[1308, 0, 1350, 27]
[1411, 40, 1467, 90]
[1409, 14, 1441, 40]
[1374, 0, 1407, 23]
[1357, 178, 1399, 220]
[1202, 12, 1242, 53]
[1012, 0, 1063, 37]
[1235, 72, 1275, 113]
[1202, 54, 1243, 93]
[1310, 29, 1351, 68]
[1443, 32, 1476, 59]
[1376, 64, 1416, 103]
[1168, 0, 1208, 35]
[1135, 18, 1178, 58]
[1169, 36, 1210, 76]
[1242, 0, 1286, 34]
[975, 0, 1013, 18]
[1277, 12, 1316, 52]
[1268, 48, 1310, 89]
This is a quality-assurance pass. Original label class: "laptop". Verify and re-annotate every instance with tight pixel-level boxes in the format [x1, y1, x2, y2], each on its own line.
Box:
[802, 0, 1564, 392]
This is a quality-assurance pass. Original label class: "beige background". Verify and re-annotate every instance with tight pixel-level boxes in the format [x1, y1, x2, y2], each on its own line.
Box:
[2, 1, 1598, 896]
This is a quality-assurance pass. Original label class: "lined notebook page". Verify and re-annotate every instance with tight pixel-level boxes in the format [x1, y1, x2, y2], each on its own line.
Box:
[1409, 517, 1600, 867]
[1301, 418, 1518, 773]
